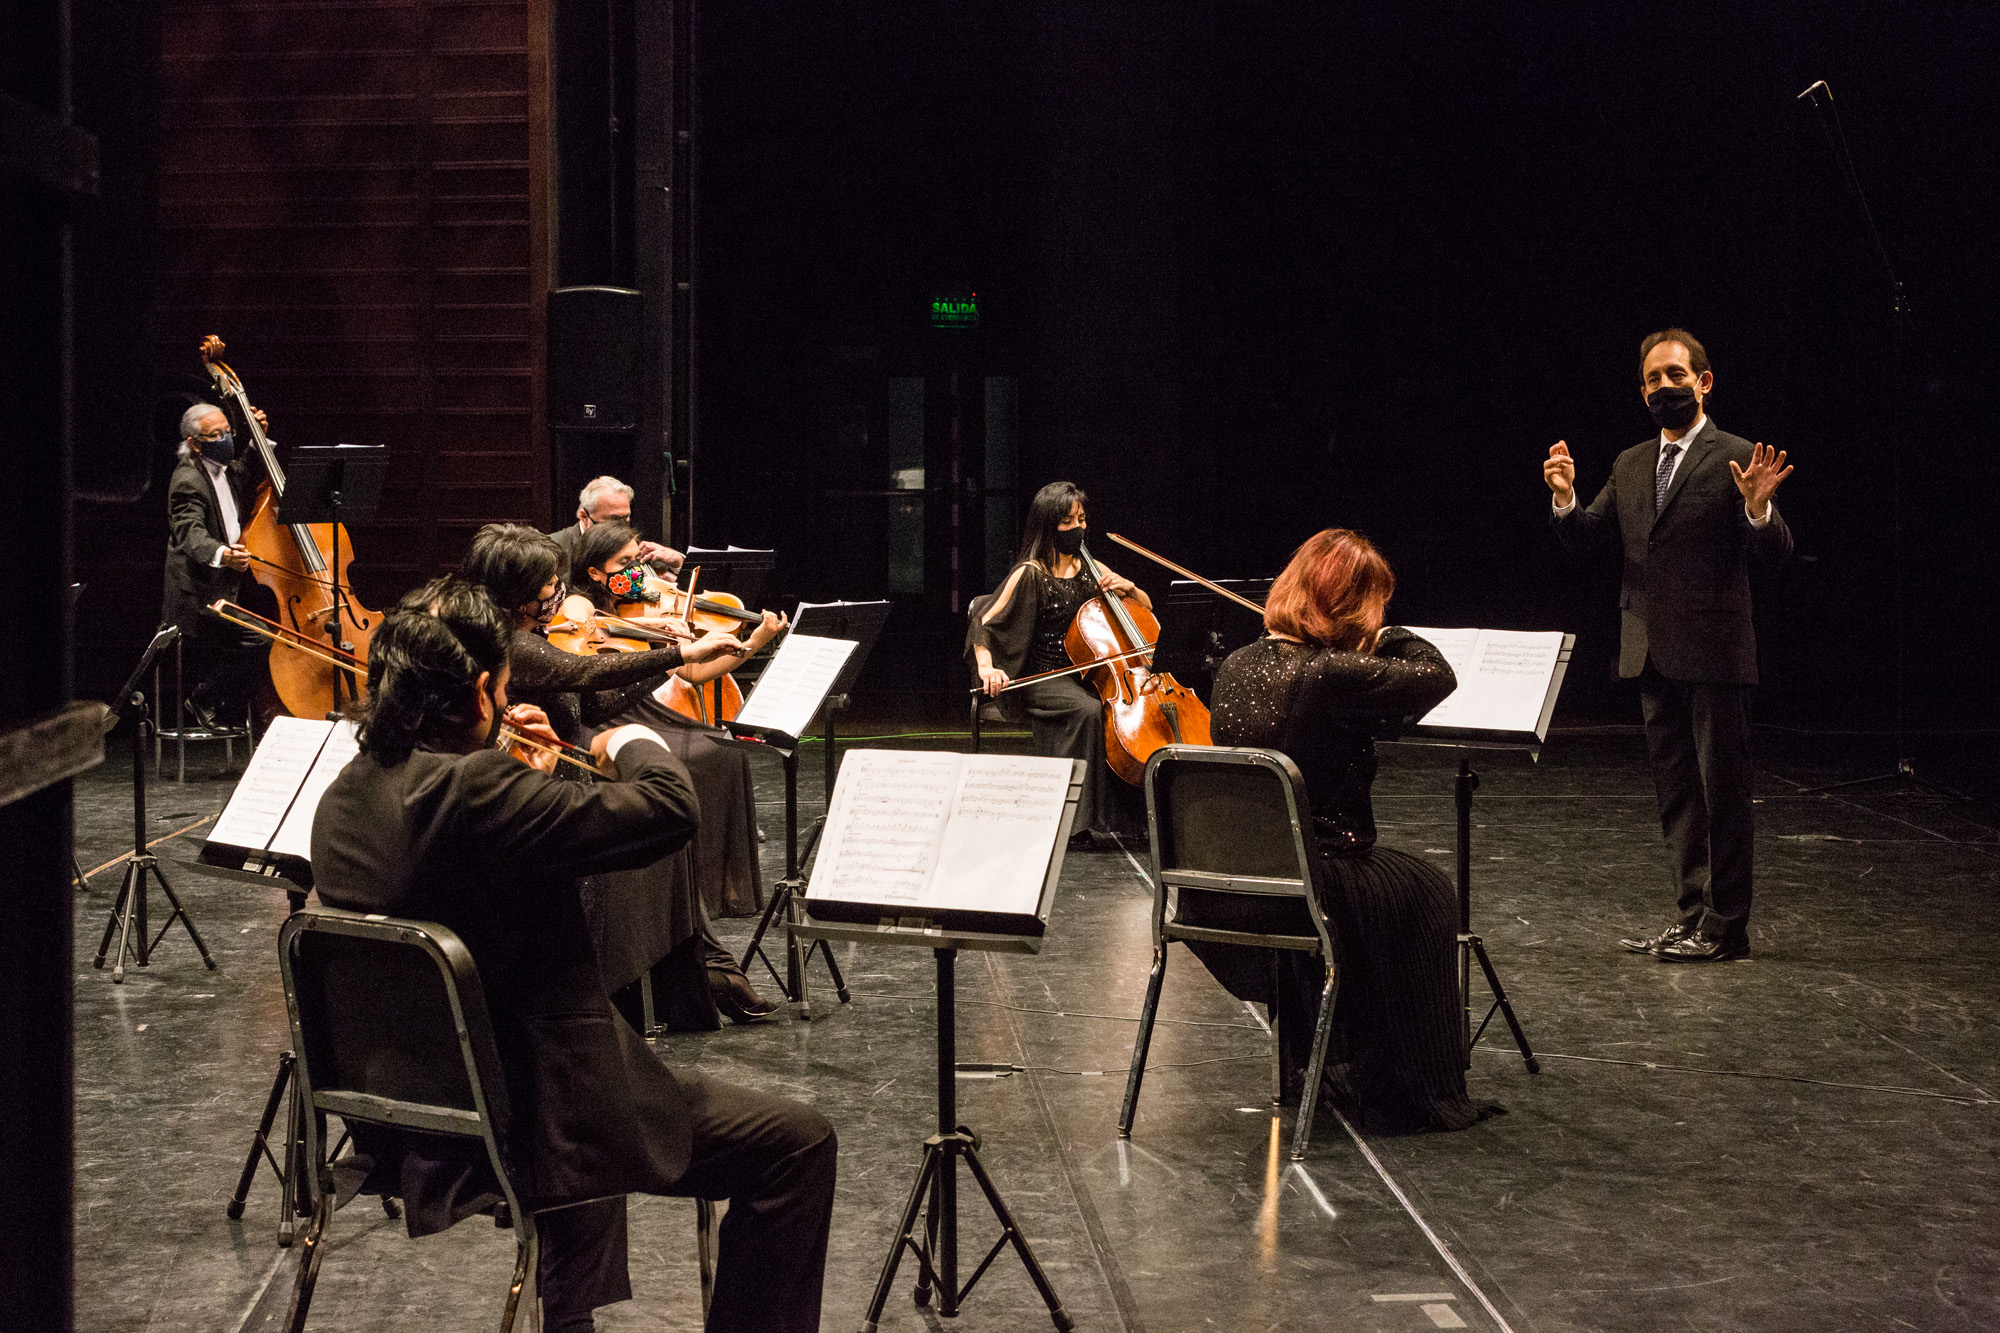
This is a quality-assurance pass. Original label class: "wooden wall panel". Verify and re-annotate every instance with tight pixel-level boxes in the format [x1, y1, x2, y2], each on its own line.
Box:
[75, 0, 548, 698]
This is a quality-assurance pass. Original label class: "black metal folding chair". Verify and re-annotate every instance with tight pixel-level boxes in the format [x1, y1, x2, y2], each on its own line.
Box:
[277, 907, 714, 1331]
[1119, 745, 1341, 1161]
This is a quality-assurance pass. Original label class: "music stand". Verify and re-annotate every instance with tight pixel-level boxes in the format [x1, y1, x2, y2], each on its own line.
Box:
[791, 756, 1083, 1332]
[1155, 577, 1271, 699]
[276, 444, 387, 705]
[1388, 630, 1575, 1073]
[790, 599, 892, 798]
[680, 546, 774, 608]
[93, 625, 218, 982]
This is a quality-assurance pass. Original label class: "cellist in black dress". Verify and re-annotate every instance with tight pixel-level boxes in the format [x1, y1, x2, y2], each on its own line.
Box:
[967, 481, 1148, 845]
[1188, 528, 1481, 1133]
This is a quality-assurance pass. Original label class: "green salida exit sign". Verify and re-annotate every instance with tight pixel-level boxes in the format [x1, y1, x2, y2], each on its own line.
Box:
[931, 293, 979, 330]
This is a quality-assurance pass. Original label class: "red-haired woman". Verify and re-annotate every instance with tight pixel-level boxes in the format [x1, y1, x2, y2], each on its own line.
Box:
[1188, 528, 1479, 1132]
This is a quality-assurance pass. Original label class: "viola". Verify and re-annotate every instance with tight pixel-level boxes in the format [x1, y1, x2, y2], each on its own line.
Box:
[1063, 539, 1213, 785]
[200, 335, 380, 720]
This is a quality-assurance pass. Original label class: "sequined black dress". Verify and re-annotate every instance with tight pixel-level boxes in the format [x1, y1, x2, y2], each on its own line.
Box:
[1190, 628, 1480, 1133]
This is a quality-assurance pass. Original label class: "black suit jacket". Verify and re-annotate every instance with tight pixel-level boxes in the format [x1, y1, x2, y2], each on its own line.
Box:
[1553, 419, 1793, 685]
[549, 521, 587, 584]
[309, 738, 701, 1224]
[160, 451, 249, 631]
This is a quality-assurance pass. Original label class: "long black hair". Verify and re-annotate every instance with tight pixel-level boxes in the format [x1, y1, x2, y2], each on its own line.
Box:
[1015, 480, 1087, 570]
[464, 523, 564, 616]
[353, 576, 513, 763]
[573, 519, 639, 610]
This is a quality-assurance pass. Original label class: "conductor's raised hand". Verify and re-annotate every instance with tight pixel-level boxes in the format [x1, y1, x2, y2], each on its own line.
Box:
[1544, 441, 1576, 507]
[1729, 442, 1793, 521]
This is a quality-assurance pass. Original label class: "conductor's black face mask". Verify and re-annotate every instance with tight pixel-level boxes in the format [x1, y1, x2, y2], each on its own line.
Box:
[1645, 385, 1700, 432]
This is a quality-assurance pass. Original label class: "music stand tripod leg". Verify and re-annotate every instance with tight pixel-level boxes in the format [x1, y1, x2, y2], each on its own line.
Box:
[1453, 751, 1539, 1073]
[229, 1051, 293, 1221]
[148, 861, 217, 970]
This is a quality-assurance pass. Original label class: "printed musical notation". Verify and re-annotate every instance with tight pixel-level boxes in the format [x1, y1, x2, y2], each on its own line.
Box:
[206, 717, 359, 860]
[1406, 627, 1567, 737]
[806, 750, 1075, 918]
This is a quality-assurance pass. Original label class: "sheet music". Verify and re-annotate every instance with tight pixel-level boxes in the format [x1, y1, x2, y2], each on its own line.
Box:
[806, 750, 962, 904]
[731, 633, 856, 739]
[925, 756, 1074, 914]
[266, 721, 360, 860]
[206, 717, 337, 853]
[1406, 627, 1566, 734]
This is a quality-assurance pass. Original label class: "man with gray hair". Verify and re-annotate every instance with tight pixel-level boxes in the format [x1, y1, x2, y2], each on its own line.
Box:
[549, 475, 684, 583]
[160, 399, 270, 727]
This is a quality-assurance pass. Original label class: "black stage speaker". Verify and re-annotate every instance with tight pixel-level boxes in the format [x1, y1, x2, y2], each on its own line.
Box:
[548, 285, 642, 431]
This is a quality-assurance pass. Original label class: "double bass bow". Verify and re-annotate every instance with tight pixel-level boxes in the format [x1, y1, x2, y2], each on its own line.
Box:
[1064, 538, 1213, 784]
[207, 598, 600, 776]
[199, 336, 380, 720]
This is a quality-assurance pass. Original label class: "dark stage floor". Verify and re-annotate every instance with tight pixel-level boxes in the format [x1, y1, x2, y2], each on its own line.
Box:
[67, 720, 1999, 1332]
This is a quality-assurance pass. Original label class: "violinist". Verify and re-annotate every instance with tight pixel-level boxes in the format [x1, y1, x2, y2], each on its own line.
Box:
[565, 520, 787, 926]
[160, 401, 269, 729]
[309, 577, 835, 1333]
[551, 475, 684, 583]
[464, 524, 778, 1023]
[967, 481, 1147, 846]
[1181, 529, 1479, 1133]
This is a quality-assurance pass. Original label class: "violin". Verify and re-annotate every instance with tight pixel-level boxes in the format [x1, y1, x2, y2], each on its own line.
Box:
[207, 599, 597, 775]
[1064, 539, 1213, 784]
[200, 336, 380, 720]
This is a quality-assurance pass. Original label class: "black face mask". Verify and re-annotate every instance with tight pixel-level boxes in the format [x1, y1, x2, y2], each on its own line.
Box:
[197, 433, 237, 466]
[1645, 385, 1700, 432]
[1052, 526, 1086, 557]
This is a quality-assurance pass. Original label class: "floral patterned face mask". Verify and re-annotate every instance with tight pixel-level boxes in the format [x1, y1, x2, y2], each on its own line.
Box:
[527, 581, 566, 625]
[605, 564, 648, 600]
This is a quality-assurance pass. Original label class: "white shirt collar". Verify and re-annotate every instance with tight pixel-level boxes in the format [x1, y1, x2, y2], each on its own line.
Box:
[1660, 411, 1707, 454]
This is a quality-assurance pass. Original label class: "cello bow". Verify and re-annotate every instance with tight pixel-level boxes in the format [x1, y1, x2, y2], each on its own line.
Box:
[1104, 533, 1266, 616]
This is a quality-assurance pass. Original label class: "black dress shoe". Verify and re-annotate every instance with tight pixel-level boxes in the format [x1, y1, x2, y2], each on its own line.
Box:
[1619, 921, 1696, 955]
[1656, 933, 1750, 963]
[709, 967, 779, 1023]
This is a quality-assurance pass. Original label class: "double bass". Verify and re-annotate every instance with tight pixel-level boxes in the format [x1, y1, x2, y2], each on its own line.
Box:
[199, 336, 379, 719]
[1065, 539, 1212, 784]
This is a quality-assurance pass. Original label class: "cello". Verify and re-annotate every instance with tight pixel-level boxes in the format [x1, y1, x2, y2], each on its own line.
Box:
[1065, 538, 1212, 784]
[199, 336, 379, 719]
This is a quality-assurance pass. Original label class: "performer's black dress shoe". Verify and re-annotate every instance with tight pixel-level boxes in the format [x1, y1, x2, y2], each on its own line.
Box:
[710, 966, 780, 1023]
[1619, 921, 1696, 955]
[1655, 933, 1750, 963]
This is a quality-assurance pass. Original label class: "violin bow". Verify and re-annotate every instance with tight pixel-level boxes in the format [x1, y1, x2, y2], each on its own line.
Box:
[1105, 533, 1266, 616]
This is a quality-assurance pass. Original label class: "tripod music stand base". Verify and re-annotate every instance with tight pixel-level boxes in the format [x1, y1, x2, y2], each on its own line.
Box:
[1460, 932, 1539, 1074]
[861, 1128, 1073, 1332]
[1800, 758, 1972, 802]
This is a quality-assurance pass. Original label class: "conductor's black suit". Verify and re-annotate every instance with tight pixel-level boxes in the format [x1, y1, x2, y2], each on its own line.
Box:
[311, 736, 835, 1330]
[1553, 417, 1793, 944]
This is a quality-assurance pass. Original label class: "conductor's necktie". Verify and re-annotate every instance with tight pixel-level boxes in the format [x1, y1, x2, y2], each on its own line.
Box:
[1655, 444, 1678, 513]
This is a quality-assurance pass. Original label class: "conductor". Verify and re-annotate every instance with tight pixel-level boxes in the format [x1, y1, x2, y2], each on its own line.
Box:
[1546, 328, 1794, 963]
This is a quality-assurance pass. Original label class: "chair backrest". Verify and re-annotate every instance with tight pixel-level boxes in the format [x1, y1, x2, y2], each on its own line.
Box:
[1143, 745, 1334, 955]
[279, 908, 520, 1211]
